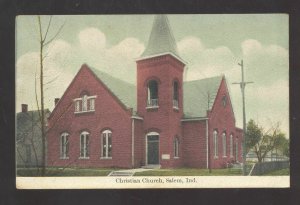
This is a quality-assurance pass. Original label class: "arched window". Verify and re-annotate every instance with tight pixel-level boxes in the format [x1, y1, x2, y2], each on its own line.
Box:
[174, 137, 179, 158]
[230, 134, 233, 157]
[80, 131, 89, 158]
[102, 130, 112, 158]
[222, 132, 227, 157]
[147, 80, 158, 107]
[213, 130, 218, 158]
[173, 81, 179, 109]
[60, 132, 69, 159]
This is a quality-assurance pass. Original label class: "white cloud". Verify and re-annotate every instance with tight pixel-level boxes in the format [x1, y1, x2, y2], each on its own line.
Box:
[46, 39, 72, 66]
[78, 27, 106, 53]
[179, 36, 236, 80]
[241, 39, 263, 56]
[178, 36, 204, 62]
[241, 39, 288, 85]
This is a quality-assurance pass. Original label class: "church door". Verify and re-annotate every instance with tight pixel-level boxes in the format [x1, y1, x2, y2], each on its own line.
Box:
[147, 135, 159, 164]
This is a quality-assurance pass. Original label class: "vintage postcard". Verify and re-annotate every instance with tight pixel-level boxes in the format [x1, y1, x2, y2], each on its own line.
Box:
[16, 14, 289, 189]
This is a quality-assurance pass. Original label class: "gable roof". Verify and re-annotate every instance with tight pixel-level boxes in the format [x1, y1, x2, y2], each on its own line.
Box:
[140, 15, 183, 62]
[183, 76, 223, 118]
[89, 67, 137, 110]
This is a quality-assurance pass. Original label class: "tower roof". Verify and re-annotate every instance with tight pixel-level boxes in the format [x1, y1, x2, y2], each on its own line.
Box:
[140, 15, 183, 61]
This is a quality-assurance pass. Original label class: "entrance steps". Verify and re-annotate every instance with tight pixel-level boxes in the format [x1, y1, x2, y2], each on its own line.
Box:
[108, 171, 134, 176]
[142, 164, 161, 169]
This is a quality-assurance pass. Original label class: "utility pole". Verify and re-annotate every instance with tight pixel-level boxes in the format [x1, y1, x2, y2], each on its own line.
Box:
[232, 60, 253, 175]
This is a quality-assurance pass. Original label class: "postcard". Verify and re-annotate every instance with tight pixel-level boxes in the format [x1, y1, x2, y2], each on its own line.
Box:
[16, 14, 289, 189]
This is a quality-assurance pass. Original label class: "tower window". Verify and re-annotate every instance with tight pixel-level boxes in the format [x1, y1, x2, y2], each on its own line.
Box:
[147, 80, 159, 108]
[173, 81, 179, 109]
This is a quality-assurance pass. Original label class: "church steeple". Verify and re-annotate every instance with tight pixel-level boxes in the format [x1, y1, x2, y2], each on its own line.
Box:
[140, 15, 183, 62]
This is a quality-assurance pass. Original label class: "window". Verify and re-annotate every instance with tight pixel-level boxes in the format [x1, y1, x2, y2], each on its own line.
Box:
[60, 132, 69, 159]
[147, 80, 158, 107]
[80, 131, 89, 158]
[74, 94, 96, 113]
[230, 134, 233, 157]
[82, 95, 88, 111]
[213, 130, 218, 158]
[174, 137, 179, 158]
[222, 132, 227, 157]
[102, 130, 112, 158]
[173, 81, 179, 109]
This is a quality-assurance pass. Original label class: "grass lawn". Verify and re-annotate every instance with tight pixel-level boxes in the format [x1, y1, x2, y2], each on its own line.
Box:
[134, 168, 242, 176]
[17, 167, 117, 177]
[262, 168, 290, 176]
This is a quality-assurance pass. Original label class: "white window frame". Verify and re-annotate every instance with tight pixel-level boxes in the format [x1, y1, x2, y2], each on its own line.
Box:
[101, 130, 112, 159]
[222, 132, 227, 157]
[213, 130, 218, 158]
[60, 132, 69, 159]
[230, 134, 233, 157]
[79, 131, 89, 159]
[74, 95, 97, 114]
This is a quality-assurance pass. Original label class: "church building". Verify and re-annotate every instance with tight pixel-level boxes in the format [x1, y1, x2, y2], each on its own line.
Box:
[47, 15, 243, 169]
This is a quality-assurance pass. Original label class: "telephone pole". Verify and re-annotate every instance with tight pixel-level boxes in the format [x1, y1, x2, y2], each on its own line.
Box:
[232, 60, 253, 175]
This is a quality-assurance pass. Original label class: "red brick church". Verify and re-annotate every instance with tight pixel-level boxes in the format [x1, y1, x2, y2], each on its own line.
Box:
[47, 15, 243, 169]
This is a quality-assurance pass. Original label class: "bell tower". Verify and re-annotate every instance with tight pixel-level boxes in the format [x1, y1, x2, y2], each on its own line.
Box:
[136, 15, 186, 168]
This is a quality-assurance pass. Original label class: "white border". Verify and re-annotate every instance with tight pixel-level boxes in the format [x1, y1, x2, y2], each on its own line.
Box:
[16, 176, 289, 189]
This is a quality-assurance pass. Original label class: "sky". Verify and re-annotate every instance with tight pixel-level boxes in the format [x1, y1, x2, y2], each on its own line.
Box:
[16, 14, 289, 135]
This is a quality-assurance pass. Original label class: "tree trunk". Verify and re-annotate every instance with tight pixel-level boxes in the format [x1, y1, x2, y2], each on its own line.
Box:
[38, 16, 46, 176]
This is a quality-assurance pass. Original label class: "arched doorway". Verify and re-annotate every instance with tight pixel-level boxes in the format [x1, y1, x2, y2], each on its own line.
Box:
[146, 132, 159, 165]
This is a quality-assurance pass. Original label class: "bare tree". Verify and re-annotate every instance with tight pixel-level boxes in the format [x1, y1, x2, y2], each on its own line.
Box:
[36, 15, 64, 176]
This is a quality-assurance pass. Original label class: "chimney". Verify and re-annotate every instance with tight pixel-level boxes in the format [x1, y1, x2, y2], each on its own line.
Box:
[21, 104, 28, 113]
[55, 98, 60, 106]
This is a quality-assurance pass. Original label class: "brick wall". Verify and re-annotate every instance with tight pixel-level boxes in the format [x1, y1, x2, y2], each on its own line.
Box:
[47, 65, 133, 168]
[208, 77, 242, 169]
[136, 55, 185, 168]
[182, 120, 207, 168]
[133, 118, 144, 167]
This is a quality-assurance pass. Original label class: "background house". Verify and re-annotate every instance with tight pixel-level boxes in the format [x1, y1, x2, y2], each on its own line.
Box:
[16, 104, 50, 168]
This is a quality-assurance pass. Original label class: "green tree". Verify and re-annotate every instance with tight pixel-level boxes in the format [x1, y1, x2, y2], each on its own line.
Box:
[246, 119, 288, 163]
[245, 119, 262, 154]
